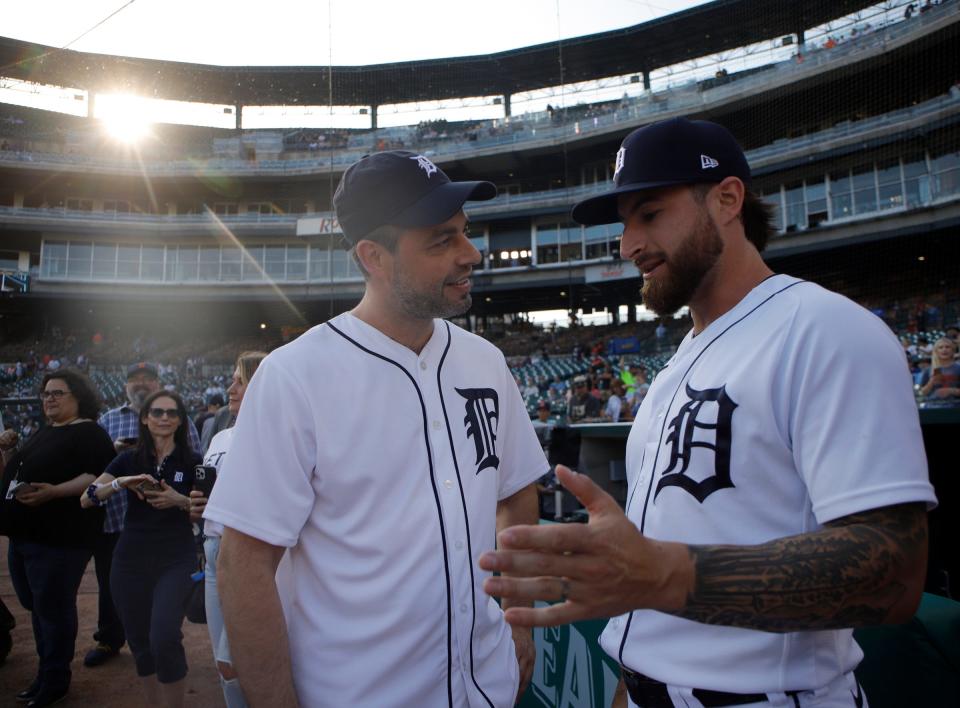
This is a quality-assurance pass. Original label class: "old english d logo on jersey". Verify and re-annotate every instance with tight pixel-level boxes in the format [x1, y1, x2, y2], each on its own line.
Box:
[456, 387, 500, 473]
[655, 382, 738, 503]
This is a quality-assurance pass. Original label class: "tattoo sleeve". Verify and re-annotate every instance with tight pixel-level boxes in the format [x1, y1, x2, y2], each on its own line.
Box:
[675, 502, 928, 632]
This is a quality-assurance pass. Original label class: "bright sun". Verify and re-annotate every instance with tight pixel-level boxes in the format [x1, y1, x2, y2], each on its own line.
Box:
[97, 94, 153, 144]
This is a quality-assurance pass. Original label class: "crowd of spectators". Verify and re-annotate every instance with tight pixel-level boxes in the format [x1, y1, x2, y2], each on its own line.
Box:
[2, 302, 958, 449]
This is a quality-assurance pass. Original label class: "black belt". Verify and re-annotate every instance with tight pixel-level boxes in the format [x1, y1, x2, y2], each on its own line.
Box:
[621, 666, 768, 708]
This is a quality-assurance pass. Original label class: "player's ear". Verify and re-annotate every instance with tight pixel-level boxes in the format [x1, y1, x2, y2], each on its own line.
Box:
[354, 240, 389, 278]
[711, 176, 746, 229]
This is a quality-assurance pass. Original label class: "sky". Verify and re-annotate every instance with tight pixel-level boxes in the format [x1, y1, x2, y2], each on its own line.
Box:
[2, 0, 709, 67]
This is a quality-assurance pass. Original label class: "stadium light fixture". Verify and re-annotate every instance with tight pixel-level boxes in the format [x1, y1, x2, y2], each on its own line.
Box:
[260, 322, 267, 329]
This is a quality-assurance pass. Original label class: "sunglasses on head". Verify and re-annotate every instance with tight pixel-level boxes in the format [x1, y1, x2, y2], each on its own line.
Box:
[147, 407, 181, 419]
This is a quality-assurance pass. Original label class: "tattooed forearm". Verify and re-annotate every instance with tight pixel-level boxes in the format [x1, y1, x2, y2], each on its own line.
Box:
[674, 503, 927, 632]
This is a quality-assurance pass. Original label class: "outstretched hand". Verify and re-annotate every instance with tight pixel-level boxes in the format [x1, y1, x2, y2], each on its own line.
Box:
[479, 465, 691, 627]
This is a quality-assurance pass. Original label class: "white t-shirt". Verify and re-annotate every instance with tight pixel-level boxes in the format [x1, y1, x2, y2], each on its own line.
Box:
[600, 275, 937, 694]
[205, 313, 548, 708]
[200, 427, 234, 538]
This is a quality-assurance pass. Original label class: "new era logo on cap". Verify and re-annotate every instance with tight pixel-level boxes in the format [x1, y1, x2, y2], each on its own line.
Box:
[701, 154, 719, 169]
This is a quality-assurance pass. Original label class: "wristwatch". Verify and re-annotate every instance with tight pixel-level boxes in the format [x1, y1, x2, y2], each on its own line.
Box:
[86, 483, 103, 506]
[111, 478, 121, 492]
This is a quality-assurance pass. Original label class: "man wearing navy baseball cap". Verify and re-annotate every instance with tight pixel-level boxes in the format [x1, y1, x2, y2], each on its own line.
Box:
[572, 116, 770, 321]
[482, 117, 934, 708]
[210, 152, 547, 706]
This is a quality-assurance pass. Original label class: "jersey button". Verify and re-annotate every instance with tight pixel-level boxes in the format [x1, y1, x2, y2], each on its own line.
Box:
[444, 479, 453, 489]
[419, 361, 428, 370]
[459, 603, 468, 613]
[455, 540, 464, 550]
[432, 420, 441, 430]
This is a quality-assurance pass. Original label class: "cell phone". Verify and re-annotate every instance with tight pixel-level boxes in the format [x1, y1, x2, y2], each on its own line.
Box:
[193, 465, 217, 497]
[12, 482, 37, 497]
[136, 479, 162, 494]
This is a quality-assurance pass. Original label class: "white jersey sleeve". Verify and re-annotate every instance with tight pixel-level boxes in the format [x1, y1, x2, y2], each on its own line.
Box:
[778, 289, 935, 523]
[493, 359, 551, 500]
[204, 354, 317, 547]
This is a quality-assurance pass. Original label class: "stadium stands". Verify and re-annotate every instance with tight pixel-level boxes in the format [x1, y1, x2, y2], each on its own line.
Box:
[0, 0, 957, 434]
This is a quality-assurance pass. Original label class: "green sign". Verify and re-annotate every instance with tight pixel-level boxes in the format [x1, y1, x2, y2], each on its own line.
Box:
[518, 608, 621, 708]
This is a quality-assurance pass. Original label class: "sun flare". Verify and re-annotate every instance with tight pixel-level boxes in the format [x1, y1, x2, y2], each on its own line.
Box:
[97, 94, 153, 144]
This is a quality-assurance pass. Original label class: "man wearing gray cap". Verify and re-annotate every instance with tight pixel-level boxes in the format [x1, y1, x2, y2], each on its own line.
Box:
[207, 152, 547, 707]
[481, 118, 935, 707]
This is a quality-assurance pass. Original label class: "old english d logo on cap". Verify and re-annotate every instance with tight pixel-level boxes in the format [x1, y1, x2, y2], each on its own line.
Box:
[333, 150, 496, 243]
[411, 154, 438, 177]
[571, 117, 752, 226]
[614, 147, 627, 182]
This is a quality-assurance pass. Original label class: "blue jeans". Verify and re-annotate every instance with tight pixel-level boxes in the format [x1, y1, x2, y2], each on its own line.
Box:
[90, 531, 125, 649]
[204, 536, 248, 708]
[8, 540, 91, 691]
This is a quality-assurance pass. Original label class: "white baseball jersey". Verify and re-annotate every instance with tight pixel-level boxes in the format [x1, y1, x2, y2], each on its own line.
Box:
[600, 274, 936, 695]
[204, 312, 548, 708]
[200, 427, 234, 539]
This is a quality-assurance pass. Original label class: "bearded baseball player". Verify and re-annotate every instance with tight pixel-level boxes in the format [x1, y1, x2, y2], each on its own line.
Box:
[480, 117, 936, 708]
[204, 151, 547, 707]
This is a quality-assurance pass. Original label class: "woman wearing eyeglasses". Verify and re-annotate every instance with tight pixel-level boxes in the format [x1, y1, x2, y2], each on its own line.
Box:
[0, 368, 115, 708]
[81, 389, 200, 708]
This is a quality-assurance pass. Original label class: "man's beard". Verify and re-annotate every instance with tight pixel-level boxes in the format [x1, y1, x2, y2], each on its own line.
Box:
[127, 388, 149, 409]
[392, 266, 472, 321]
[641, 211, 723, 317]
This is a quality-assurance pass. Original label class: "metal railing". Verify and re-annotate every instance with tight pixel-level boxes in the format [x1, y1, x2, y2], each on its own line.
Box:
[0, 1, 955, 177]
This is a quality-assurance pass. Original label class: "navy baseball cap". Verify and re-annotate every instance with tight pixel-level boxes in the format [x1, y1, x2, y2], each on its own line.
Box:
[333, 151, 497, 244]
[571, 117, 752, 226]
[127, 362, 158, 379]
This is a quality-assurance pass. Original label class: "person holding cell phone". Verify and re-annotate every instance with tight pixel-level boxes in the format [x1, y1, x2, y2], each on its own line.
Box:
[81, 389, 200, 708]
[918, 337, 960, 400]
[0, 368, 115, 708]
[187, 350, 266, 708]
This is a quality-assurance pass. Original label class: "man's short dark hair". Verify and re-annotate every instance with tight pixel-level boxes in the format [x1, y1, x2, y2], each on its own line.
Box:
[691, 183, 776, 253]
[350, 224, 403, 279]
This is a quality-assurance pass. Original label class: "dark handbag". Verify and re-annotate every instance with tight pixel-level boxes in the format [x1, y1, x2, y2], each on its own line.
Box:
[185, 567, 207, 624]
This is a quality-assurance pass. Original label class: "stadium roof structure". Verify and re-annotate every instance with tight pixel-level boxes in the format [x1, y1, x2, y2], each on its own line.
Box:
[0, 0, 870, 108]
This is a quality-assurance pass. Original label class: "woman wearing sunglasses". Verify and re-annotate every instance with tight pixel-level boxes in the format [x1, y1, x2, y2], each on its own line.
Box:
[81, 389, 200, 708]
[1, 368, 115, 708]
